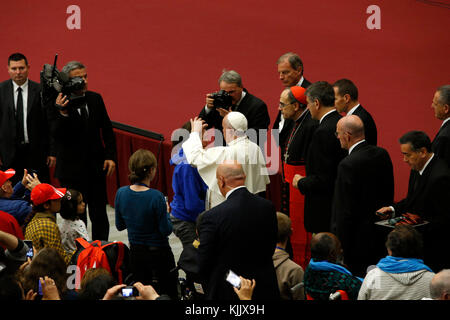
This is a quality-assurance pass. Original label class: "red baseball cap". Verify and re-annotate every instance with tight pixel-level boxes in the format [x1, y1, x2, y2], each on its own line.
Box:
[31, 183, 67, 206]
[0, 169, 16, 186]
[290, 86, 307, 105]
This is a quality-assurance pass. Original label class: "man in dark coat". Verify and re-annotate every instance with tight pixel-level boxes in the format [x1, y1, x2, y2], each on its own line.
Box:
[199, 70, 269, 147]
[331, 115, 394, 277]
[198, 161, 279, 300]
[51, 61, 116, 241]
[0, 53, 55, 184]
[293, 81, 346, 234]
[377, 131, 450, 272]
[333, 78, 377, 146]
[431, 84, 450, 168]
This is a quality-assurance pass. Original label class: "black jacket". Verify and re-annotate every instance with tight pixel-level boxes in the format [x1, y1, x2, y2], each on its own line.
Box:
[198, 187, 279, 300]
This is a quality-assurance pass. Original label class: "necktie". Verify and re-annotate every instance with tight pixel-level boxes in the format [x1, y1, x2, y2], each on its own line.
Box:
[16, 87, 25, 144]
[80, 106, 89, 126]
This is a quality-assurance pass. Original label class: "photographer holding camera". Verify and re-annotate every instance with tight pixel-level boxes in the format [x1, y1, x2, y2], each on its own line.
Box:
[199, 70, 270, 147]
[49, 61, 116, 241]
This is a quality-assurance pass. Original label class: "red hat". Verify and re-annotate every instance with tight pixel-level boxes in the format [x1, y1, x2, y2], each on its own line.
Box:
[290, 86, 307, 105]
[0, 169, 16, 186]
[31, 183, 67, 206]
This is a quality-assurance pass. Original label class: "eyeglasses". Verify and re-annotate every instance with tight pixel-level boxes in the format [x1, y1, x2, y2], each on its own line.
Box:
[279, 101, 294, 108]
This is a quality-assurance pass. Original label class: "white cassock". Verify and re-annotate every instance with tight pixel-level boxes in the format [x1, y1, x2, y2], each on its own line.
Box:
[182, 132, 270, 209]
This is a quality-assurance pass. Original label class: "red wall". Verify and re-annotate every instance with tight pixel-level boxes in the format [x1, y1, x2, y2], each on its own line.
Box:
[1, 0, 449, 200]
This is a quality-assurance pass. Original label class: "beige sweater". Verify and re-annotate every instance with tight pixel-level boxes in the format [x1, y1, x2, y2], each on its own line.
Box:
[358, 267, 435, 300]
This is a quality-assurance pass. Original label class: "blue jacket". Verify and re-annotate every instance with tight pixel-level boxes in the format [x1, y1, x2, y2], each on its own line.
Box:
[0, 182, 32, 225]
[169, 147, 208, 222]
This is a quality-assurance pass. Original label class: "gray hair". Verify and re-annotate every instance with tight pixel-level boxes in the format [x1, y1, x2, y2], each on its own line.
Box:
[277, 52, 304, 73]
[430, 269, 450, 300]
[218, 69, 242, 87]
[61, 61, 86, 75]
[437, 85, 450, 106]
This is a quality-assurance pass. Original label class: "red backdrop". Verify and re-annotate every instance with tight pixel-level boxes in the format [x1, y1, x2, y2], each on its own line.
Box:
[1, 0, 449, 201]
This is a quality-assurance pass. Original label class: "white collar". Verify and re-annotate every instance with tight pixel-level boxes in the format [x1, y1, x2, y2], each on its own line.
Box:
[12, 79, 28, 91]
[225, 185, 246, 199]
[236, 90, 246, 107]
[346, 103, 360, 115]
[348, 139, 365, 155]
[227, 135, 247, 146]
[441, 117, 450, 128]
[419, 154, 434, 175]
[319, 109, 336, 124]
[296, 76, 305, 87]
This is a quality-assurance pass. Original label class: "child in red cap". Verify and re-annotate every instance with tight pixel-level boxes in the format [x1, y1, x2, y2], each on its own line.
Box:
[24, 184, 73, 264]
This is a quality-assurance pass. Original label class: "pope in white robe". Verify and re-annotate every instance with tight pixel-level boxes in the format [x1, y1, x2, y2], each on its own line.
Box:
[182, 112, 270, 209]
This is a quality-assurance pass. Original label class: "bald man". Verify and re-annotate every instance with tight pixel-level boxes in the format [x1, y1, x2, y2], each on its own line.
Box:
[182, 112, 269, 209]
[197, 161, 279, 300]
[331, 115, 394, 277]
[430, 269, 450, 300]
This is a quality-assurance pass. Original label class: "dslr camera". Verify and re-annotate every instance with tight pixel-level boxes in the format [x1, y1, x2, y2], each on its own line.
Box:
[210, 90, 232, 109]
[40, 54, 86, 110]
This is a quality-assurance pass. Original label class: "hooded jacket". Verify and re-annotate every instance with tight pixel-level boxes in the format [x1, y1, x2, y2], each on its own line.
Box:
[358, 266, 434, 300]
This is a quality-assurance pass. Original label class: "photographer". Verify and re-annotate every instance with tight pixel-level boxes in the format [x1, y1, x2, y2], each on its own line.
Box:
[199, 70, 270, 147]
[49, 61, 116, 241]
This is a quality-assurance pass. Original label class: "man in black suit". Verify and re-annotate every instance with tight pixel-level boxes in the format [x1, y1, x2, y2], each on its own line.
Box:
[377, 131, 450, 272]
[431, 85, 450, 168]
[274, 52, 312, 149]
[333, 79, 377, 146]
[292, 81, 346, 234]
[331, 115, 394, 277]
[198, 161, 279, 300]
[199, 69, 270, 147]
[51, 61, 116, 241]
[0, 53, 55, 184]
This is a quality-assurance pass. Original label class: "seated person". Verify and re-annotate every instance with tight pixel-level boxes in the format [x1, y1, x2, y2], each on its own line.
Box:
[24, 183, 72, 265]
[0, 169, 40, 226]
[0, 230, 29, 276]
[304, 232, 362, 300]
[272, 212, 304, 300]
[429, 269, 450, 300]
[358, 225, 435, 300]
[77, 268, 116, 300]
[58, 189, 89, 255]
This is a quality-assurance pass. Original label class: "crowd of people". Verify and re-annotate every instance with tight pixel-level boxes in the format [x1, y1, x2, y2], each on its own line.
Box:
[0, 51, 450, 301]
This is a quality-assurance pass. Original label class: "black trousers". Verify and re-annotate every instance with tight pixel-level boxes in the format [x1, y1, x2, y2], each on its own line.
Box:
[130, 244, 179, 300]
[59, 174, 109, 241]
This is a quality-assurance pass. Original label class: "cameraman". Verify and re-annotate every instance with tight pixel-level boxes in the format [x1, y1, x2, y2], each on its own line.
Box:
[50, 61, 116, 241]
[199, 70, 270, 146]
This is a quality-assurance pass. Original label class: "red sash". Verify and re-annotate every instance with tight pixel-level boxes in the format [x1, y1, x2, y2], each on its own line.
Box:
[283, 162, 311, 269]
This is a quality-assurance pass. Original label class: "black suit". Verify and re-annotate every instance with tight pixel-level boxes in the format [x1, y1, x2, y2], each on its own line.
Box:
[198, 187, 280, 300]
[273, 78, 312, 150]
[199, 89, 270, 146]
[432, 120, 450, 169]
[352, 105, 377, 146]
[0, 79, 53, 183]
[393, 156, 450, 272]
[297, 111, 346, 233]
[331, 141, 394, 277]
[49, 90, 116, 241]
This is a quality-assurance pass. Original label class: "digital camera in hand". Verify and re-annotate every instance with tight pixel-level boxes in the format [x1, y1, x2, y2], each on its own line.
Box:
[210, 90, 232, 109]
[40, 54, 86, 110]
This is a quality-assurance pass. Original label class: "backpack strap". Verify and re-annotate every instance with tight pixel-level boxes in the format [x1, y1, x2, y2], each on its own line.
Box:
[100, 242, 125, 284]
[75, 237, 92, 249]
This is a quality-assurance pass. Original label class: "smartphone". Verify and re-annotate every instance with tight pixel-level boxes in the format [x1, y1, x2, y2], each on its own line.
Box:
[121, 286, 138, 297]
[38, 280, 43, 296]
[24, 240, 33, 260]
[225, 270, 241, 289]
